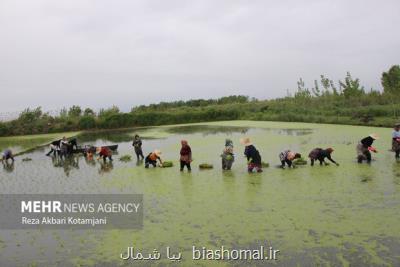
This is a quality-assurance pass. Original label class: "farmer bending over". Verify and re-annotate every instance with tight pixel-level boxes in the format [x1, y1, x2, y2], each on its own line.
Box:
[145, 150, 162, 168]
[97, 146, 113, 163]
[308, 148, 339, 166]
[279, 150, 301, 169]
[2, 149, 14, 163]
[46, 139, 61, 156]
[241, 137, 262, 173]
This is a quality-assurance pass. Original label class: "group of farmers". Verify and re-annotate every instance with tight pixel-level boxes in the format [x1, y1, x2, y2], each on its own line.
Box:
[45, 136, 78, 158]
[130, 134, 339, 173]
[132, 134, 193, 171]
[128, 123, 400, 173]
[2, 123, 400, 173]
[46, 137, 114, 163]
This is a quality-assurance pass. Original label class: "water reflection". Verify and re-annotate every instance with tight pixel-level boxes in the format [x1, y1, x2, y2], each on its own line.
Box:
[84, 156, 96, 166]
[99, 162, 113, 174]
[49, 153, 117, 176]
[222, 170, 236, 194]
[180, 171, 193, 201]
[51, 155, 80, 177]
[274, 128, 314, 136]
[166, 125, 314, 137]
[166, 125, 250, 136]
[2, 161, 14, 173]
[136, 159, 144, 166]
[78, 130, 134, 143]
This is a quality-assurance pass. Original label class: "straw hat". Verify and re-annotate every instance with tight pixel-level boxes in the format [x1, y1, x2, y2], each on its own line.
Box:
[369, 133, 379, 140]
[395, 123, 400, 128]
[154, 149, 162, 157]
[240, 137, 252, 146]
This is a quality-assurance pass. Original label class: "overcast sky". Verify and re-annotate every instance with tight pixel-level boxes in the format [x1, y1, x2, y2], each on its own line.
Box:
[0, 0, 399, 114]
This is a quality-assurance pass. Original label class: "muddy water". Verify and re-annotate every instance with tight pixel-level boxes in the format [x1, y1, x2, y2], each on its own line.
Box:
[0, 121, 399, 266]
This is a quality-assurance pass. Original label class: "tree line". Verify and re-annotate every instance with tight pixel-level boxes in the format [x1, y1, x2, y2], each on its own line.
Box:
[0, 65, 399, 137]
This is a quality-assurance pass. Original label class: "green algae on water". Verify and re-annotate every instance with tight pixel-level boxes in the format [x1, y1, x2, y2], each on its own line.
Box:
[0, 120, 399, 266]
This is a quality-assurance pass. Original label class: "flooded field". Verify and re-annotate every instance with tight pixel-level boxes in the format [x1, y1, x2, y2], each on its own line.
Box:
[0, 121, 399, 266]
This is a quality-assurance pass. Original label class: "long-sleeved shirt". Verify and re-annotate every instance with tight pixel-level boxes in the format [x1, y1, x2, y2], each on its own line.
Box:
[392, 130, 400, 140]
[180, 145, 192, 162]
[2, 149, 13, 158]
[244, 145, 261, 164]
[51, 140, 61, 146]
[99, 147, 112, 157]
[146, 152, 161, 163]
[132, 139, 142, 148]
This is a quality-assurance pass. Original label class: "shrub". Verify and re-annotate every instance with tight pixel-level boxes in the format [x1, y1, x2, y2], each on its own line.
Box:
[79, 116, 96, 129]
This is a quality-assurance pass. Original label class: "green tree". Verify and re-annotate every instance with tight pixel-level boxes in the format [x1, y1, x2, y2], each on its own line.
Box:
[339, 72, 364, 98]
[83, 108, 95, 116]
[0, 122, 9, 136]
[68, 105, 82, 117]
[311, 80, 321, 97]
[18, 107, 43, 123]
[99, 106, 120, 118]
[59, 107, 68, 118]
[78, 116, 96, 129]
[382, 65, 400, 94]
[295, 78, 312, 98]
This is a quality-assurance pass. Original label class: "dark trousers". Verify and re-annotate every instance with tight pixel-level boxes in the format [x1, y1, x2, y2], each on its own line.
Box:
[3, 155, 14, 162]
[248, 163, 262, 172]
[145, 159, 157, 168]
[135, 148, 144, 160]
[180, 161, 191, 171]
[102, 155, 112, 163]
[281, 159, 292, 168]
[310, 158, 325, 166]
[358, 151, 371, 163]
[46, 149, 57, 156]
[222, 159, 233, 170]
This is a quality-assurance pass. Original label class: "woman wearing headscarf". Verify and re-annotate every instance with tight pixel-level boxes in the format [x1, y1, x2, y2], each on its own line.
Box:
[308, 148, 339, 166]
[241, 137, 262, 173]
[221, 139, 234, 170]
[180, 140, 192, 172]
[356, 134, 379, 163]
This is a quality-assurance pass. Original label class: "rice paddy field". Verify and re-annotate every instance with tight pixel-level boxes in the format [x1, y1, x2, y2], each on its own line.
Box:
[0, 120, 399, 266]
